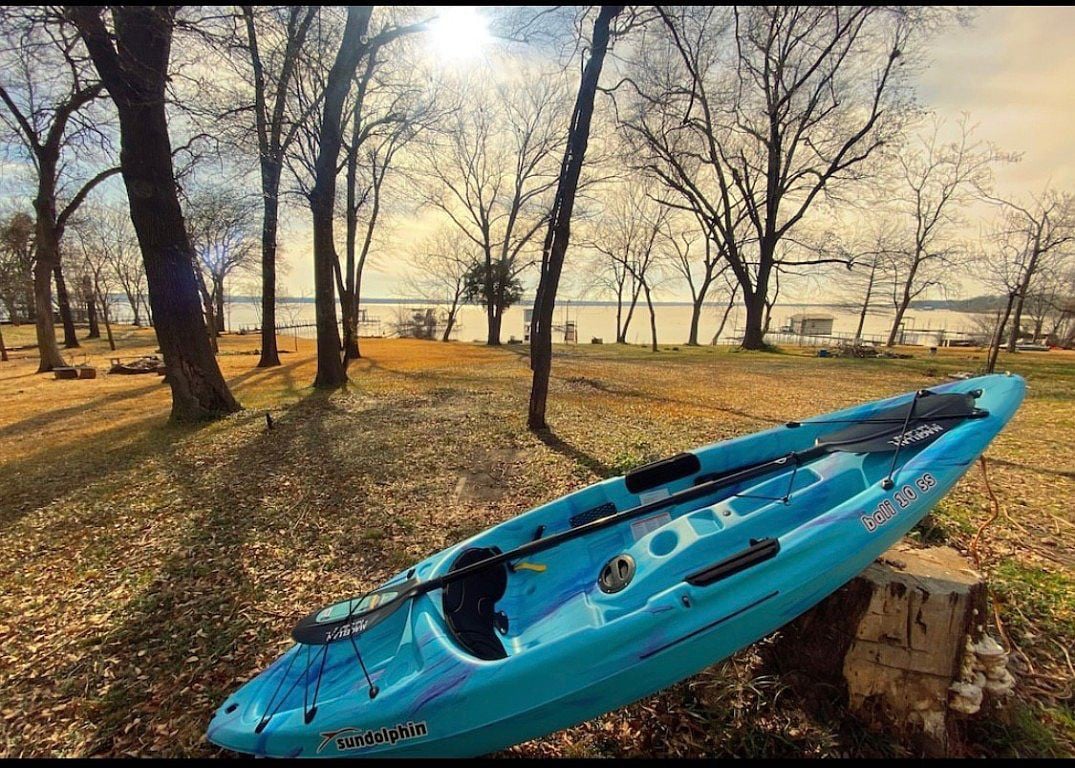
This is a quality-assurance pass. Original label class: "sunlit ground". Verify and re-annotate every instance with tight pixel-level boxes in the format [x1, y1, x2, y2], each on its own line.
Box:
[0, 325, 1071, 756]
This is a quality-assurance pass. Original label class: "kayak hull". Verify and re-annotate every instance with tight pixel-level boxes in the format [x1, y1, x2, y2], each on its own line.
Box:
[208, 374, 1024, 757]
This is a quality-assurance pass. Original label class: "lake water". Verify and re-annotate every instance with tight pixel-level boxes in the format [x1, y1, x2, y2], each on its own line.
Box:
[217, 298, 985, 348]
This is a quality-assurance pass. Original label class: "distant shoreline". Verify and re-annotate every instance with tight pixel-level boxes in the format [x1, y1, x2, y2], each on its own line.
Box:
[249, 296, 1000, 314]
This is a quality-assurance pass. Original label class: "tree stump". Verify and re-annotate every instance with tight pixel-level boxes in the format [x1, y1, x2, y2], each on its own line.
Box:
[767, 541, 1014, 755]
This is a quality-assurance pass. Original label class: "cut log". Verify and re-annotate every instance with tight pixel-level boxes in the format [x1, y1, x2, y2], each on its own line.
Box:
[766, 541, 1013, 756]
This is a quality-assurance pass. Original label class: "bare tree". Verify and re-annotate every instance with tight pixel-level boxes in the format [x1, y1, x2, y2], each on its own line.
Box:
[229, 6, 318, 368]
[708, 270, 740, 344]
[830, 224, 899, 344]
[99, 208, 149, 326]
[622, 6, 929, 349]
[69, 6, 240, 421]
[528, 5, 625, 430]
[885, 116, 1004, 346]
[583, 239, 637, 344]
[70, 215, 121, 350]
[0, 7, 119, 370]
[987, 189, 1074, 351]
[403, 226, 474, 342]
[977, 226, 1030, 373]
[186, 184, 259, 341]
[338, 43, 439, 360]
[307, 6, 374, 388]
[1024, 254, 1075, 342]
[587, 181, 668, 349]
[301, 7, 426, 388]
[425, 74, 567, 346]
[665, 211, 725, 345]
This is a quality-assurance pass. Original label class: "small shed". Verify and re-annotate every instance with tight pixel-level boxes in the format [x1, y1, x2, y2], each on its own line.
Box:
[788, 313, 834, 336]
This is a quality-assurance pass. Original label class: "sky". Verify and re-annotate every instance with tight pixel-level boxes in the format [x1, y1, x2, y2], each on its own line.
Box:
[341, 5, 1075, 304]
[4, 6, 1074, 305]
[916, 6, 1075, 195]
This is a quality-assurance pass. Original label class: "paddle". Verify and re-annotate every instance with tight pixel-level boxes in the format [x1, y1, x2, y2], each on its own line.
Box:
[293, 390, 985, 646]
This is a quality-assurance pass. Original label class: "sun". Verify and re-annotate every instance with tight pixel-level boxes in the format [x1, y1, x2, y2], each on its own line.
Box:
[427, 6, 491, 62]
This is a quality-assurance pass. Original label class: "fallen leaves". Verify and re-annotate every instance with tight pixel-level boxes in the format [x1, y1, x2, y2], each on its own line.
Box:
[0, 329, 1072, 756]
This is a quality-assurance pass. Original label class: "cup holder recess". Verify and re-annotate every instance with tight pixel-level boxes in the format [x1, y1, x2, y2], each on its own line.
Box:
[649, 530, 678, 557]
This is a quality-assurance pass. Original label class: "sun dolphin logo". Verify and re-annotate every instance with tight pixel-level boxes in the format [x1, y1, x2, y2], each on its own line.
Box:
[323, 617, 369, 643]
[317, 721, 429, 753]
[886, 421, 944, 448]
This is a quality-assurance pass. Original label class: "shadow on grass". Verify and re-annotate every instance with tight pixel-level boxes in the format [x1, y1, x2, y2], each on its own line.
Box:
[228, 357, 310, 401]
[0, 413, 204, 529]
[54, 387, 436, 756]
[534, 428, 613, 479]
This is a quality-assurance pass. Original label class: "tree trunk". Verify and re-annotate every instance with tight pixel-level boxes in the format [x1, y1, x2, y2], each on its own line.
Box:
[32, 244, 65, 372]
[124, 287, 141, 326]
[855, 261, 877, 343]
[0, 321, 7, 362]
[101, 301, 115, 350]
[214, 282, 225, 334]
[710, 283, 739, 344]
[619, 282, 641, 343]
[487, 310, 503, 347]
[643, 281, 658, 352]
[31, 156, 65, 372]
[614, 285, 624, 342]
[257, 161, 282, 367]
[527, 4, 623, 431]
[987, 293, 1017, 374]
[341, 133, 360, 362]
[54, 262, 80, 348]
[92, 277, 116, 351]
[23, 284, 36, 322]
[888, 260, 919, 348]
[84, 275, 100, 338]
[308, 6, 373, 388]
[347, 171, 384, 362]
[71, 5, 240, 421]
[350, 268, 365, 360]
[1005, 258, 1037, 353]
[195, 270, 219, 353]
[442, 302, 459, 342]
[687, 297, 702, 346]
[766, 541, 1002, 757]
[741, 290, 768, 350]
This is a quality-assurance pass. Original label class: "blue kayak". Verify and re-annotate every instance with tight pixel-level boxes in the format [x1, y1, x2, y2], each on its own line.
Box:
[207, 373, 1024, 757]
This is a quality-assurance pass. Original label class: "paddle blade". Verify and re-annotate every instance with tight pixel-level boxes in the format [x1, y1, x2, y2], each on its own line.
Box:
[292, 578, 417, 645]
[817, 391, 983, 454]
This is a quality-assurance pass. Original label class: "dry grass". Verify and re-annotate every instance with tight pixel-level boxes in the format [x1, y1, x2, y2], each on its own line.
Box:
[0, 324, 1071, 757]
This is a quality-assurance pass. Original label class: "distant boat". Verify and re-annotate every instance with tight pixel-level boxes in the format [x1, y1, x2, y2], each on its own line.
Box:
[1015, 342, 1050, 352]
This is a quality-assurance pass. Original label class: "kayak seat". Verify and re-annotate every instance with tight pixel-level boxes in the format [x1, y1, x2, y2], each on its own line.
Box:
[442, 547, 509, 661]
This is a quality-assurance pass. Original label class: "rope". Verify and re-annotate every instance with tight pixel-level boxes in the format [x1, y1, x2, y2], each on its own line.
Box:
[970, 455, 1017, 657]
[969, 455, 1000, 570]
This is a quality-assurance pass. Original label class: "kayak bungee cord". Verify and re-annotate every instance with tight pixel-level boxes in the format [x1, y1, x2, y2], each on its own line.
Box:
[881, 389, 924, 490]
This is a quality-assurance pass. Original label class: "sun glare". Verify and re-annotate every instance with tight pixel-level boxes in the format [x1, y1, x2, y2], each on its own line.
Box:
[427, 6, 491, 62]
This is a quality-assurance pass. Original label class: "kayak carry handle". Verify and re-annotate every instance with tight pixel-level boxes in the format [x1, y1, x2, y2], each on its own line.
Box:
[685, 538, 780, 587]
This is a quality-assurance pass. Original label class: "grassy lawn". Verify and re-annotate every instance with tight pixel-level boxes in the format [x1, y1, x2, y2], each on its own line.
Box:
[0, 324, 1072, 757]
